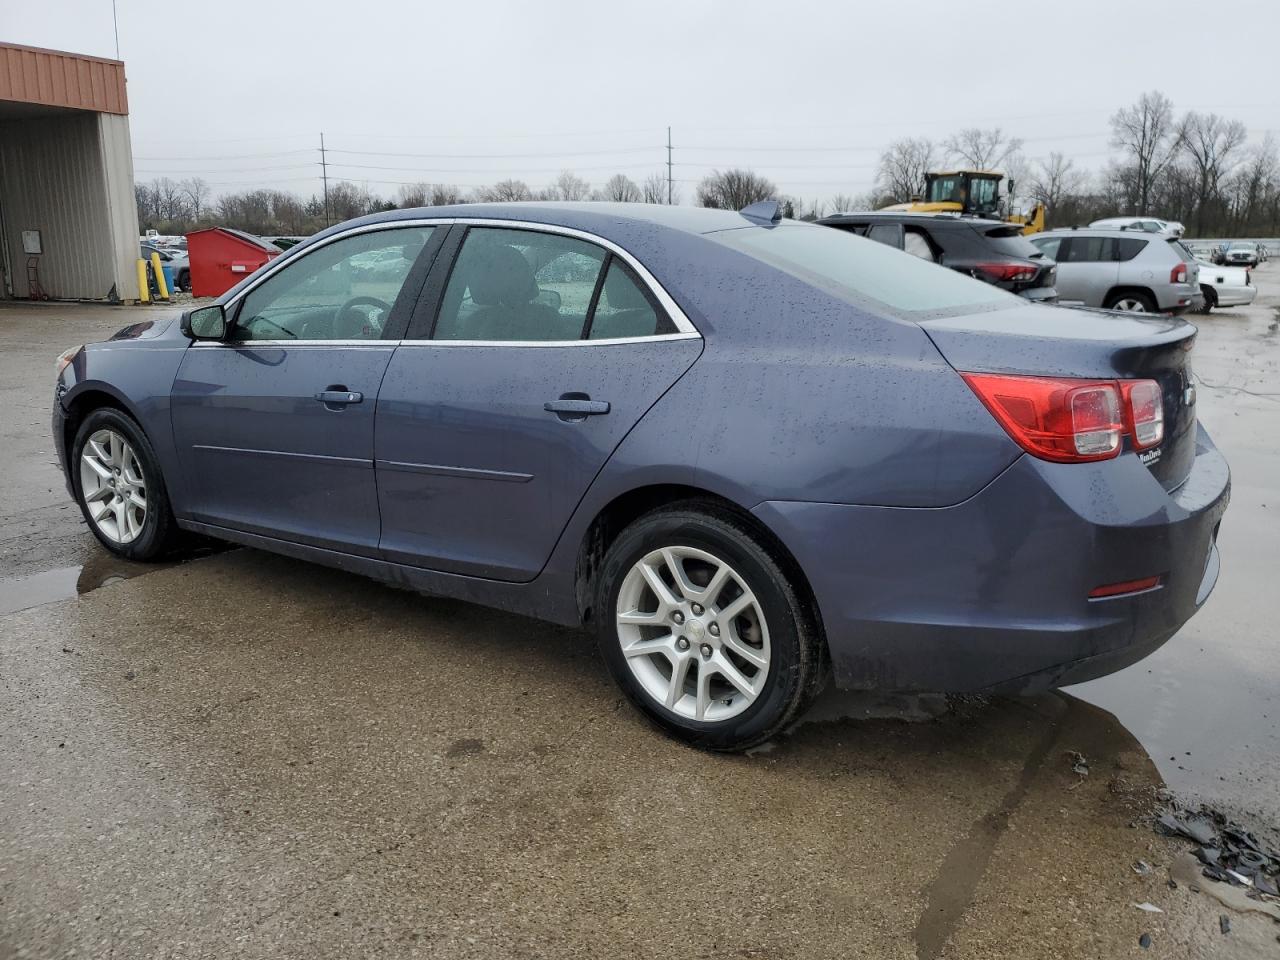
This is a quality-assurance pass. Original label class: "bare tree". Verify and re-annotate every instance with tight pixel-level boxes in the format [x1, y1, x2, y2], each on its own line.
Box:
[547, 170, 591, 201]
[695, 169, 777, 209]
[180, 178, 210, 221]
[1109, 91, 1183, 214]
[1232, 134, 1278, 229]
[1026, 152, 1086, 211]
[152, 177, 189, 221]
[1179, 111, 1249, 233]
[642, 172, 677, 204]
[429, 184, 464, 206]
[876, 138, 939, 202]
[826, 194, 860, 214]
[478, 179, 534, 202]
[943, 128, 1023, 171]
[397, 182, 430, 207]
[598, 173, 642, 202]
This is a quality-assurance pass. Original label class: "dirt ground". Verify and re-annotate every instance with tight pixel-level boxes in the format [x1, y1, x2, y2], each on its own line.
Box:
[2, 271, 1278, 958]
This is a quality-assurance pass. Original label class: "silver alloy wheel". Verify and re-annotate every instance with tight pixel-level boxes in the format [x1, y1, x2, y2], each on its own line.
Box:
[79, 428, 147, 544]
[1112, 297, 1148, 312]
[615, 545, 771, 722]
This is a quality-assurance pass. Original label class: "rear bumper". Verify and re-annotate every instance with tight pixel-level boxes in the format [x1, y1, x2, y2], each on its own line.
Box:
[1213, 284, 1258, 308]
[753, 423, 1230, 693]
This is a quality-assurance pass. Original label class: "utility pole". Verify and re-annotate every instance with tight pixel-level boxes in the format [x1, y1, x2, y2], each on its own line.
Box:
[666, 126, 673, 205]
[112, 0, 120, 59]
[320, 132, 330, 227]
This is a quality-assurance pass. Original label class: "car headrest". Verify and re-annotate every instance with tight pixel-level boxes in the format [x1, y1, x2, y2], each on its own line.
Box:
[467, 245, 538, 307]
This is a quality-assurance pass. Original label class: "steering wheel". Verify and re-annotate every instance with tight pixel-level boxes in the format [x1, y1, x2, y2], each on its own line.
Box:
[334, 296, 393, 339]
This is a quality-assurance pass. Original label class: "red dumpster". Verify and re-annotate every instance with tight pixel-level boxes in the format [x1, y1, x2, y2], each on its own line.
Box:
[186, 228, 283, 298]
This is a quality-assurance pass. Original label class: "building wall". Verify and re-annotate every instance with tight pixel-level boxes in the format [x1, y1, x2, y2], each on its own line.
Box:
[0, 111, 138, 300]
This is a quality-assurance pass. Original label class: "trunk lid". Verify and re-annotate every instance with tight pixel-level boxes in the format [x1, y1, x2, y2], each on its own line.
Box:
[920, 303, 1198, 490]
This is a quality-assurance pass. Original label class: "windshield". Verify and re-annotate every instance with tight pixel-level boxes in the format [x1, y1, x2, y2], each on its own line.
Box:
[709, 224, 1016, 316]
[926, 175, 963, 204]
[1229, 242, 1254, 250]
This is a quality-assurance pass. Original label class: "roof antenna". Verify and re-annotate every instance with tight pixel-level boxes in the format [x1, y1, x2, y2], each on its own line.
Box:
[740, 200, 782, 224]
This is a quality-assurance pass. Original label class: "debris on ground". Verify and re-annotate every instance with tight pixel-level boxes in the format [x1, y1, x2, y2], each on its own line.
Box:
[1132, 859, 1153, 876]
[1154, 808, 1280, 902]
[1138, 932, 1152, 949]
[1219, 914, 1231, 935]
[1134, 902, 1164, 913]
[1066, 750, 1089, 777]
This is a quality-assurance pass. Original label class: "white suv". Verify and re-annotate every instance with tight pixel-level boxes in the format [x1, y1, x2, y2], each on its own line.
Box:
[1030, 229, 1199, 314]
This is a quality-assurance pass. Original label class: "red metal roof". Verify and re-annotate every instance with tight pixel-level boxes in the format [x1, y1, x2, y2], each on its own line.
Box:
[0, 42, 128, 115]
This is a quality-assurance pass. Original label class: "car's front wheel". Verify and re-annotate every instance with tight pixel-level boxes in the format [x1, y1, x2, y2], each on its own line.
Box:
[594, 503, 826, 751]
[72, 407, 180, 560]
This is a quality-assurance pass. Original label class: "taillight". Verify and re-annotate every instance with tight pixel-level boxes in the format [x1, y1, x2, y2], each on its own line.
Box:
[963, 374, 1167, 463]
[962, 374, 1123, 462]
[973, 261, 1038, 283]
[1170, 264, 1187, 283]
[1122, 380, 1164, 449]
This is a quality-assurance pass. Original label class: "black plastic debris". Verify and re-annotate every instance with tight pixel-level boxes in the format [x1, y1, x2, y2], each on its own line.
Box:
[1155, 807, 1280, 901]
[1138, 932, 1151, 949]
[1219, 914, 1231, 935]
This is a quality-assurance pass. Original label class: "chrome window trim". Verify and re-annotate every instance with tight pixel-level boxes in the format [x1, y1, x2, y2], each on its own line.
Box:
[218, 215, 701, 343]
[222, 218, 453, 313]
[190, 331, 701, 349]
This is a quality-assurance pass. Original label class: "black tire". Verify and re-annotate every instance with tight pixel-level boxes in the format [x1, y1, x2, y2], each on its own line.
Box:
[70, 407, 181, 561]
[1103, 290, 1157, 313]
[594, 502, 827, 751]
[1197, 286, 1216, 314]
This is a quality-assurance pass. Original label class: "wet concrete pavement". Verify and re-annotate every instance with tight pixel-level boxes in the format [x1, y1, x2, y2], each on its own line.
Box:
[2, 284, 1278, 958]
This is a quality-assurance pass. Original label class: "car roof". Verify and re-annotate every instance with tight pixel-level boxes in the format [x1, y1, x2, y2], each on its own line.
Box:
[344, 201, 762, 238]
[817, 211, 1007, 229]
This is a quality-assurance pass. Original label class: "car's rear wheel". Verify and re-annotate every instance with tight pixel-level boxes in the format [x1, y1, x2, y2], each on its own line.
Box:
[72, 407, 180, 561]
[594, 503, 826, 751]
[1104, 290, 1156, 313]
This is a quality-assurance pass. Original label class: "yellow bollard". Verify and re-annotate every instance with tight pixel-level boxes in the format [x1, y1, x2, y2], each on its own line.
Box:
[149, 252, 170, 301]
[136, 259, 151, 303]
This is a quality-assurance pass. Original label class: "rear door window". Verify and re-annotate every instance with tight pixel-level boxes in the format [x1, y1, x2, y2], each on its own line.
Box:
[866, 223, 904, 249]
[433, 228, 605, 341]
[977, 226, 1043, 258]
[1060, 236, 1116, 262]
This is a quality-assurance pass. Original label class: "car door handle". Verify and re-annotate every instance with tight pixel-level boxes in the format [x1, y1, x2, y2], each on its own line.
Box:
[314, 389, 363, 405]
[544, 397, 610, 421]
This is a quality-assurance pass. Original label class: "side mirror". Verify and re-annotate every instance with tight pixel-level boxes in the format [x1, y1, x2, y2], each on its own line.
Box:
[182, 304, 227, 340]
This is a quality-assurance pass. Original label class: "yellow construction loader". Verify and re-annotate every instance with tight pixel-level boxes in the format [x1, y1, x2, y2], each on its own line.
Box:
[881, 170, 1045, 235]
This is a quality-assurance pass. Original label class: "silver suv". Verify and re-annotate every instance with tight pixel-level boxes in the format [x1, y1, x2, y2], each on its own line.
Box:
[1029, 228, 1199, 314]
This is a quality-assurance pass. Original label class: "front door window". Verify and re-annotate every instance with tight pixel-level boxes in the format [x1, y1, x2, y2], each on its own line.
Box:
[233, 227, 434, 341]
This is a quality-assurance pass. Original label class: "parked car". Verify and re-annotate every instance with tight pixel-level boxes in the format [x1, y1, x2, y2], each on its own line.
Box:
[1223, 241, 1260, 268]
[1028, 228, 1199, 313]
[1192, 256, 1256, 313]
[141, 242, 190, 292]
[1089, 217, 1184, 238]
[817, 211, 1058, 301]
[54, 203, 1229, 750]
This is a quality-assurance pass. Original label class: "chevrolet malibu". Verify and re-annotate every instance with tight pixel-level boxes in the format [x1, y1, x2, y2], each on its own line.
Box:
[53, 202, 1230, 750]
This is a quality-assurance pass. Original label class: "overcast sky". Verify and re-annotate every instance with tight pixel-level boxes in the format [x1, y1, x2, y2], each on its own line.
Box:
[5, 0, 1279, 205]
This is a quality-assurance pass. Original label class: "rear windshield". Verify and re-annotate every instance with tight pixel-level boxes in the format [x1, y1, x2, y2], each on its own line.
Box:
[976, 225, 1044, 258]
[709, 224, 1015, 315]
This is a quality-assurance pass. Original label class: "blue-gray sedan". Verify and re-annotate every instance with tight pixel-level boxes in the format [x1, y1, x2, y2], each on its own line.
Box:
[52, 202, 1229, 750]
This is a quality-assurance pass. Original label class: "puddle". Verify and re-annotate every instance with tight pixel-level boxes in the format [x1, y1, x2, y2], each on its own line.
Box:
[0, 544, 230, 617]
[0, 553, 160, 616]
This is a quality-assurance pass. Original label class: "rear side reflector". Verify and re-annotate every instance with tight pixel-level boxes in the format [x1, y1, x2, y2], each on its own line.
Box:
[1089, 576, 1162, 599]
[961, 374, 1123, 462]
[963, 373, 1166, 463]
